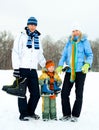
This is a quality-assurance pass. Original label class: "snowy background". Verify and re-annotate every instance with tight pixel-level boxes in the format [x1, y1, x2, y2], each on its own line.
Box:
[0, 70, 99, 130]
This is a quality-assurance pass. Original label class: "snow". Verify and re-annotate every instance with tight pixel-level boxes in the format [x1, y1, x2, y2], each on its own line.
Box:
[0, 70, 99, 130]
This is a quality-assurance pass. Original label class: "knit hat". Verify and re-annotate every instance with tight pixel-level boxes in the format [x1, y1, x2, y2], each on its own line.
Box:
[27, 17, 38, 26]
[71, 22, 82, 32]
[45, 60, 55, 69]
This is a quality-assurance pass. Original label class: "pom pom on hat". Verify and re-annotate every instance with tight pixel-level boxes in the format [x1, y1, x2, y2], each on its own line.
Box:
[27, 17, 38, 26]
[45, 60, 55, 69]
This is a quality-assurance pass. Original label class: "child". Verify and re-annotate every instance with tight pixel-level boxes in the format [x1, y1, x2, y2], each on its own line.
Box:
[39, 60, 62, 121]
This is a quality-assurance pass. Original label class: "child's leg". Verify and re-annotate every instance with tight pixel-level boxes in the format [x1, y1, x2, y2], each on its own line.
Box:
[42, 96, 50, 120]
[49, 95, 57, 120]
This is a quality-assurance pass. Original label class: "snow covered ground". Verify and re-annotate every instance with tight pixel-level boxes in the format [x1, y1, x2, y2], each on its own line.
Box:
[0, 70, 99, 130]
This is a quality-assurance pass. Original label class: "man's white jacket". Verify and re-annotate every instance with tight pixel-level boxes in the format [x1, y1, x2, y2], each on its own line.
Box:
[12, 31, 46, 69]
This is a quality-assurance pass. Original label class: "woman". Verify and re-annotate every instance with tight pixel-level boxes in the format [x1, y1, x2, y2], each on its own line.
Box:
[56, 25, 93, 122]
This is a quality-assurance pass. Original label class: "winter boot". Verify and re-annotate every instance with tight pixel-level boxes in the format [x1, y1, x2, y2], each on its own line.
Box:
[2, 78, 19, 92]
[7, 78, 27, 98]
[41, 84, 54, 95]
[71, 116, 78, 122]
[53, 82, 61, 94]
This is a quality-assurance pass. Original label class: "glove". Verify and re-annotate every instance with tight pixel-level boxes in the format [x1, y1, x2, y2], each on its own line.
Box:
[82, 63, 90, 74]
[56, 66, 63, 74]
[13, 69, 20, 78]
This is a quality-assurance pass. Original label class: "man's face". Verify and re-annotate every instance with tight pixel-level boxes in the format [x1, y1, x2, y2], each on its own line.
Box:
[72, 30, 81, 36]
[28, 24, 37, 32]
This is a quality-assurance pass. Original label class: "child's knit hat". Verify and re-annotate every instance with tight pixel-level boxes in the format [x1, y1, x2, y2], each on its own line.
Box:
[27, 17, 38, 26]
[45, 60, 55, 69]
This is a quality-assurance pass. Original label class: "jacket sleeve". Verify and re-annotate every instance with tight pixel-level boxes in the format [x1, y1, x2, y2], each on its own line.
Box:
[12, 34, 22, 69]
[39, 73, 49, 86]
[84, 40, 93, 67]
[38, 42, 46, 68]
[58, 42, 68, 66]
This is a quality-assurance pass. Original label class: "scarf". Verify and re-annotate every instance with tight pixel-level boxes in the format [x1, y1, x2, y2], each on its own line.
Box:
[70, 35, 80, 82]
[25, 27, 40, 49]
[70, 36, 79, 82]
[46, 71, 56, 99]
[70, 41, 76, 82]
[46, 71, 55, 90]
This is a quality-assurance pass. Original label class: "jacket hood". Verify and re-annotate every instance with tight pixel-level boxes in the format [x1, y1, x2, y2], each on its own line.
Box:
[80, 34, 87, 41]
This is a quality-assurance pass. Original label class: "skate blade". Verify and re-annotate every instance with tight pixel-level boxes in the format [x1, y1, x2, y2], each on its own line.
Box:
[18, 96, 25, 98]
[7, 92, 25, 98]
[41, 94, 54, 97]
[54, 90, 61, 94]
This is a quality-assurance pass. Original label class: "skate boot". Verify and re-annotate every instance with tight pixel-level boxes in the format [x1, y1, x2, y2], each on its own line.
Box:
[53, 82, 61, 94]
[41, 83, 54, 95]
[2, 79, 18, 92]
[62, 65, 70, 72]
[7, 78, 27, 98]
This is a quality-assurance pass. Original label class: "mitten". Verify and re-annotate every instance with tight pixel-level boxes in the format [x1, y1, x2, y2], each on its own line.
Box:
[56, 66, 63, 74]
[82, 63, 90, 74]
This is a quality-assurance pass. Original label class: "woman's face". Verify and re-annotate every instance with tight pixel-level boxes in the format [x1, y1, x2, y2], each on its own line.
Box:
[72, 30, 81, 36]
[27, 24, 37, 32]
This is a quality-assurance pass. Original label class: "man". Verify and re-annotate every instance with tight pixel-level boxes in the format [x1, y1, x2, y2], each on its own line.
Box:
[11, 17, 46, 121]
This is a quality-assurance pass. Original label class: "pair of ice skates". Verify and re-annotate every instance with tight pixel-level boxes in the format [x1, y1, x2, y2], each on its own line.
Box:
[2, 78, 27, 98]
[41, 81, 61, 96]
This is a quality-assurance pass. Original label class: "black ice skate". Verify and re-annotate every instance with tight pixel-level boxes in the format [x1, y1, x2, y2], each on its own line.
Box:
[2, 78, 18, 92]
[7, 78, 27, 98]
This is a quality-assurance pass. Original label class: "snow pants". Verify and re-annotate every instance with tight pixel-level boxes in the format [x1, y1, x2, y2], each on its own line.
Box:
[42, 95, 57, 120]
[18, 68, 40, 117]
[61, 72, 86, 117]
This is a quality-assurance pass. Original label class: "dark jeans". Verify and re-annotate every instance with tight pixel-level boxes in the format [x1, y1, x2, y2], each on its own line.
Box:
[18, 68, 40, 117]
[61, 72, 86, 117]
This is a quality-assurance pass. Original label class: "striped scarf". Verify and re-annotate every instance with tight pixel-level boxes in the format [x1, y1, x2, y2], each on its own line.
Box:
[25, 27, 40, 49]
[70, 41, 77, 82]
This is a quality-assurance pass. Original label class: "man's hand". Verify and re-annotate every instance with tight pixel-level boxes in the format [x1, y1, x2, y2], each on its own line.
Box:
[13, 69, 20, 78]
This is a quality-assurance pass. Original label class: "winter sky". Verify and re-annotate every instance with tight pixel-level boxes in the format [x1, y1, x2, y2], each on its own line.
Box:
[0, 0, 99, 40]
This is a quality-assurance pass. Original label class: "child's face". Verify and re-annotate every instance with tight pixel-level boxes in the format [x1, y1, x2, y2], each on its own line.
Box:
[47, 66, 55, 72]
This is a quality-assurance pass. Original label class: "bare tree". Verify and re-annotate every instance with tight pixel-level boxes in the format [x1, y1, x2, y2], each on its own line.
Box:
[41, 35, 66, 67]
[0, 31, 14, 69]
[90, 40, 99, 71]
[0, 31, 99, 72]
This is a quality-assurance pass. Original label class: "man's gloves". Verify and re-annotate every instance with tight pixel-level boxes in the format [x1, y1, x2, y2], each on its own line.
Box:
[56, 66, 63, 74]
[82, 63, 90, 74]
[13, 69, 20, 78]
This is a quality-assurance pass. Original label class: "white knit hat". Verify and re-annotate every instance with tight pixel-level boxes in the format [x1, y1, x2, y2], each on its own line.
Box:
[71, 22, 83, 32]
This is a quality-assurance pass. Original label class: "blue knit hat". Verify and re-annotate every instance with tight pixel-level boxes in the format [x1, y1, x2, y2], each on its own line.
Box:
[27, 17, 38, 26]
